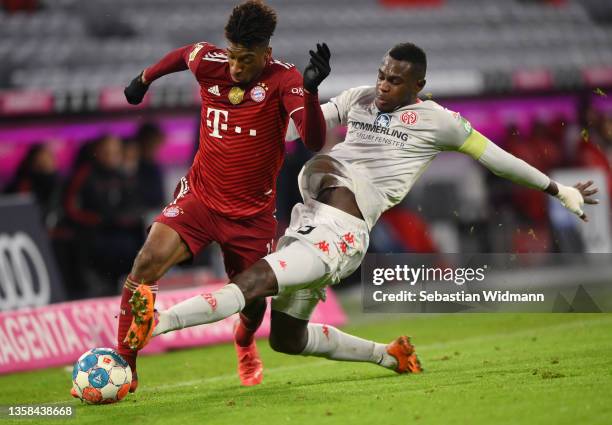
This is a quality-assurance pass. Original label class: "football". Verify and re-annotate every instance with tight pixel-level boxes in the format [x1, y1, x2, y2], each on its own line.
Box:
[71, 348, 132, 404]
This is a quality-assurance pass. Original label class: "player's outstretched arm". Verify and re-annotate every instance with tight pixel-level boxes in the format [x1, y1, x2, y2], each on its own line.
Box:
[455, 130, 599, 221]
[124, 45, 193, 105]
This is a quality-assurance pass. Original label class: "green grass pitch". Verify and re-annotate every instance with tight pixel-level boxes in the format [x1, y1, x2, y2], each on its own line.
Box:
[1, 313, 611, 425]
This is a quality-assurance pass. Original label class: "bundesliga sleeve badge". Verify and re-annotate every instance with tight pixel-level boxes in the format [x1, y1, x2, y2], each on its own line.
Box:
[228, 86, 245, 105]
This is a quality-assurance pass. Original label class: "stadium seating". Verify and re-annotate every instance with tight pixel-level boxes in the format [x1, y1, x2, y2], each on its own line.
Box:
[1, 0, 611, 97]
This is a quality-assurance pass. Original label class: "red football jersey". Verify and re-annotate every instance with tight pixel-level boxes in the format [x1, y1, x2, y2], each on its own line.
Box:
[146, 42, 306, 219]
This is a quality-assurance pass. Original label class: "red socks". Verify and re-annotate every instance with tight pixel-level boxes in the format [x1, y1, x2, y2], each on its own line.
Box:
[116, 275, 158, 372]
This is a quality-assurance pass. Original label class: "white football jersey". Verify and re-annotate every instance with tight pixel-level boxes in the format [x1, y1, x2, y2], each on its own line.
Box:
[299, 86, 474, 230]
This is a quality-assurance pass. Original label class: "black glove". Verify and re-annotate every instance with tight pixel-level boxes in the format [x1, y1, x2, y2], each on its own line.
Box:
[303, 43, 331, 93]
[124, 71, 149, 105]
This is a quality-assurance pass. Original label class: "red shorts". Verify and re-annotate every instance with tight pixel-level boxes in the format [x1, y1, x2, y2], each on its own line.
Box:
[154, 177, 277, 278]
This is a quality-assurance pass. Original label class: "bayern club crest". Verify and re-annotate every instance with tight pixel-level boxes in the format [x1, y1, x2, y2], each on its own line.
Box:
[401, 111, 418, 125]
[162, 205, 183, 218]
[374, 113, 391, 128]
[250, 85, 266, 103]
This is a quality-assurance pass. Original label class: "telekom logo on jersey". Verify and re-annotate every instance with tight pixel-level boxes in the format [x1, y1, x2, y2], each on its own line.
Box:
[206, 108, 257, 139]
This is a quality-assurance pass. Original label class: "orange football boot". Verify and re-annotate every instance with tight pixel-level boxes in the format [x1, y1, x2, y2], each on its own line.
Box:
[124, 284, 157, 351]
[233, 321, 264, 386]
[387, 336, 423, 374]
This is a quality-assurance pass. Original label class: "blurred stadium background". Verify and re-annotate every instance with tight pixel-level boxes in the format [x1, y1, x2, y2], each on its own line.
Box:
[0, 0, 611, 373]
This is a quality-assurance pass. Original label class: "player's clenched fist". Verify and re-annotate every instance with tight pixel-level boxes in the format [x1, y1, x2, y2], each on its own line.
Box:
[303, 43, 331, 93]
[124, 71, 149, 105]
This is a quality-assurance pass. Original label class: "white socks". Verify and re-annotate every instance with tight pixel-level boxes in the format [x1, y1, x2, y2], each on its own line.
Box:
[152, 285, 397, 372]
[153, 283, 245, 336]
[301, 324, 397, 369]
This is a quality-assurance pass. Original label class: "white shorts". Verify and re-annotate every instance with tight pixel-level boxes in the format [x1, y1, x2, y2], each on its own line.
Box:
[265, 199, 369, 320]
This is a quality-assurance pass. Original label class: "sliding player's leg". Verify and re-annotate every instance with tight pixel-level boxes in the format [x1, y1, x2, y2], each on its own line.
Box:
[146, 235, 420, 374]
[267, 250, 422, 374]
[144, 200, 364, 338]
[117, 222, 192, 392]
[138, 200, 420, 371]
[149, 242, 319, 336]
[220, 211, 277, 386]
[268, 309, 414, 371]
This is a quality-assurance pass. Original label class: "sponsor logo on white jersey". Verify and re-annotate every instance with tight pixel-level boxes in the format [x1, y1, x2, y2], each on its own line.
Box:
[400, 111, 418, 125]
[208, 85, 220, 96]
[374, 113, 391, 128]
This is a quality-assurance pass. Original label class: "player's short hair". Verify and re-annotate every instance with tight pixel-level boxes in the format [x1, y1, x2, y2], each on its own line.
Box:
[225, 1, 277, 49]
[388, 43, 427, 78]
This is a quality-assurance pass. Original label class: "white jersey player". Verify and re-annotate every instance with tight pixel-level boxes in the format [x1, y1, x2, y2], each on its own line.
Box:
[127, 42, 598, 377]
[299, 86, 549, 230]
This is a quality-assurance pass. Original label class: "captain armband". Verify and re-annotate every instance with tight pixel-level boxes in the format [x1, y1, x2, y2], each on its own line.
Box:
[458, 130, 488, 160]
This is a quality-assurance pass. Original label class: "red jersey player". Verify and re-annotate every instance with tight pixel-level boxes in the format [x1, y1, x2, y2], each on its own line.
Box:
[107, 1, 327, 393]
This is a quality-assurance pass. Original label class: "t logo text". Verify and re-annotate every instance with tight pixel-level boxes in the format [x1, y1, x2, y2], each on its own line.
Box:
[206, 107, 229, 139]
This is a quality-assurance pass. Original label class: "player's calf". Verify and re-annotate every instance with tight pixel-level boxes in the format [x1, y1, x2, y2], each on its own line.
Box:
[269, 310, 309, 355]
[130, 222, 193, 283]
[131, 245, 170, 284]
[272, 317, 424, 375]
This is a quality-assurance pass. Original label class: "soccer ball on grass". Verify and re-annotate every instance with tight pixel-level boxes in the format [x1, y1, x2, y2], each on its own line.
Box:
[71, 348, 132, 404]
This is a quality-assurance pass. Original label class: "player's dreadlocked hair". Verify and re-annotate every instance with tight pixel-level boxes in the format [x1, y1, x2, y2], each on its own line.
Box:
[388, 43, 427, 78]
[225, 1, 277, 48]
